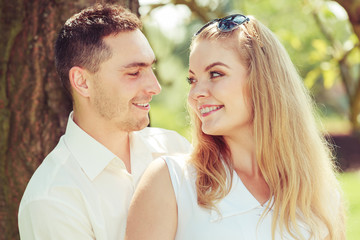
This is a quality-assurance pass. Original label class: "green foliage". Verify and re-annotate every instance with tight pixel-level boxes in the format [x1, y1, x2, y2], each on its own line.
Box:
[141, 0, 359, 133]
[142, 12, 193, 140]
[150, 103, 191, 140]
[338, 171, 360, 239]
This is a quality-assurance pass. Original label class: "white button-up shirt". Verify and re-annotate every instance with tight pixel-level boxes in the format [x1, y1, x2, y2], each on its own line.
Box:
[18, 113, 192, 240]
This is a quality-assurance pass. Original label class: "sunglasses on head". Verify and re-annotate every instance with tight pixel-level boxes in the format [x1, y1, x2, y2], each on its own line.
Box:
[194, 14, 250, 36]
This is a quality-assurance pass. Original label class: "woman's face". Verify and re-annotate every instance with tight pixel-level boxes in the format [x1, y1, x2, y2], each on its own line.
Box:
[188, 39, 252, 137]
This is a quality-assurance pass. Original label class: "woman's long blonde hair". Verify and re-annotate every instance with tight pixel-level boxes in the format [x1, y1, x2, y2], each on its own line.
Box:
[189, 16, 345, 239]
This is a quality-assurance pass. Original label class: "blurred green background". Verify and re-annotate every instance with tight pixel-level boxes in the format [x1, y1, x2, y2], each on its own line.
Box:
[139, 0, 360, 238]
[1, 0, 358, 239]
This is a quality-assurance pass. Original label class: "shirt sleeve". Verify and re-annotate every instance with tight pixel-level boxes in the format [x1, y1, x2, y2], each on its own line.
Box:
[18, 198, 95, 240]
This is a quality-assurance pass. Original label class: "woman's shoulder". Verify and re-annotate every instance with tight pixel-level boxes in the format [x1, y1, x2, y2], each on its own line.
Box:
[142, 154, 194, 188]
[162, 154, 196, 177]
[157, 154, 196, 197]
[162, 153, 191, 168]
[126, 156, 180, 239]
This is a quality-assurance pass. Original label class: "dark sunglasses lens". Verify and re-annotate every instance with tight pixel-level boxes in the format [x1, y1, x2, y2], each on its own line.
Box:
[219, 21, 240, 31]
[218, 15, 248, 32]
[232, 15, 248, 24]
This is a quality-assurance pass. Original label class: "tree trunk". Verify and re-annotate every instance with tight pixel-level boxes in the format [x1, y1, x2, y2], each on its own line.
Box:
[335, 0, 360, 40]
[0, 0, 139, 239]
[334, 0, 360, 133]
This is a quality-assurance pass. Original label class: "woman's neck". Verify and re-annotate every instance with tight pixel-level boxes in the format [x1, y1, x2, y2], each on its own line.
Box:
[224, 128, 258, 176]
[224, 128, 270, 205]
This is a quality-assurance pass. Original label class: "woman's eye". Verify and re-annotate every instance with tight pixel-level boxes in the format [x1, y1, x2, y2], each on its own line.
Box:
[187, 77, 196, 84]
[210, 71, 223, 78]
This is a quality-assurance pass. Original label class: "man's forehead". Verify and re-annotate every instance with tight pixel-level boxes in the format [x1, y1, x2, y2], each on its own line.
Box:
[103, 30, 156, 67]
[103, 29, 150, 49]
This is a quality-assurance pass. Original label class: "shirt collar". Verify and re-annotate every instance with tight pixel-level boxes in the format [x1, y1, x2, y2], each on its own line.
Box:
[64, 112, 117, 181]
[129, 128, 186, 184]
[63, 113, 174, 182]
[210, 172, 273, 222]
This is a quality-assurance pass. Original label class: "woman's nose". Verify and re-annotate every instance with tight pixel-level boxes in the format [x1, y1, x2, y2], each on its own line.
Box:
[189, 81, 210, 100]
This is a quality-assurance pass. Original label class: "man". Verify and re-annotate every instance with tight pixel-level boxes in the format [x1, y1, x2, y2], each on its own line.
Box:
[18, 4, 191, 240]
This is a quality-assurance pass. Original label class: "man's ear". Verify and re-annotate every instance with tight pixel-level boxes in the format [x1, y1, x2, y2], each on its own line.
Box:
[69, 66, 90, 97]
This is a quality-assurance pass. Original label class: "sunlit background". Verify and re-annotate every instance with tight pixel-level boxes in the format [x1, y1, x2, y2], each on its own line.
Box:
[140, 0, 356, 137]
[138, 0, 360, 238]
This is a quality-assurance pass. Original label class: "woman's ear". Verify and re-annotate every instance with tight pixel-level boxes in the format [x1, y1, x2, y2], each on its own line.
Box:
[69, 66, 90, 97]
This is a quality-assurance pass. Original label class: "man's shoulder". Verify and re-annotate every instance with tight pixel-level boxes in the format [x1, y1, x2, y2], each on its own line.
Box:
[137, 127, 180, 136]
[136, 127, 192, 154]
[137, 127, 188, 144]
[19, 137, 79, 207]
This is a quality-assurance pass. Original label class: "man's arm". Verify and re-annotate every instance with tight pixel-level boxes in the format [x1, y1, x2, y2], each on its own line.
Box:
[19, 198, 94, 240]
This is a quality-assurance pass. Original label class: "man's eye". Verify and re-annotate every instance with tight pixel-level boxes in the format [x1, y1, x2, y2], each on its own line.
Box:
[187, 77, 196, 84]
[128, 71, 140, 76]
[210, 71, 223, 78]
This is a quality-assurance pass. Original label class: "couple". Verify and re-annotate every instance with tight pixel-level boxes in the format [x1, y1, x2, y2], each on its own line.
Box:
[18, 3, 345, 240]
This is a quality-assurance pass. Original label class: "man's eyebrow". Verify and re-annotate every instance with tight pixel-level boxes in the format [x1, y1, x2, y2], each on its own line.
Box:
[205, 62, 230, 71]
[121, 59, 156, 69]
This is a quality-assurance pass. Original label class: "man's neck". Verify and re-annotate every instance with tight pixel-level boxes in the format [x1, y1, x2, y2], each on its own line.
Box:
[73, 110, 132, 173]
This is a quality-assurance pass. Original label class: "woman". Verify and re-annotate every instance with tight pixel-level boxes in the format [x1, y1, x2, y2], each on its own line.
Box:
[125, 14, 345, 240]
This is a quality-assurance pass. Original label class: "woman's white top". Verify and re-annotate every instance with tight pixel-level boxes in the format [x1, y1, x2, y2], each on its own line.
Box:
[164, 155, 325, 240]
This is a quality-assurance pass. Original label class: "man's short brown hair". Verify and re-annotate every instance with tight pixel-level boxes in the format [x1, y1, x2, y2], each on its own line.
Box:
[55, 4, 142, 99]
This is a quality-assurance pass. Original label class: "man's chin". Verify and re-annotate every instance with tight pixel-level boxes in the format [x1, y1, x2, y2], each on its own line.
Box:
[120, 118, 149, 132]
[138, 116, 150, 128]
[135, 120, 150, 131]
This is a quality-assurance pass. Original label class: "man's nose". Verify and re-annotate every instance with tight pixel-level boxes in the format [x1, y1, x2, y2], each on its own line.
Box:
[145, 69, 161, 95]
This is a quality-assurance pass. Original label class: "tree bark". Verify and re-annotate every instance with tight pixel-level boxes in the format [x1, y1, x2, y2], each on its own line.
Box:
[335, 0, 360, 39]
[334, 0, 360, 132]
[0, 0, 139, 239]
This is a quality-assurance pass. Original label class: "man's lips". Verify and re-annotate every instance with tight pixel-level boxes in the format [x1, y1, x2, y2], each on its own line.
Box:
[199, 105, 224, 116]
[133, 102, 150, 110]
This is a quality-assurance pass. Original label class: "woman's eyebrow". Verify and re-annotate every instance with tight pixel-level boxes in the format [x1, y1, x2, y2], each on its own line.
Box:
[189, 62, 230, 75]
[205, 62, 230, 71]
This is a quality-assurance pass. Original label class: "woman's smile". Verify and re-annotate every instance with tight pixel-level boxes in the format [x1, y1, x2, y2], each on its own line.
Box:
[199, 105, 224, 117]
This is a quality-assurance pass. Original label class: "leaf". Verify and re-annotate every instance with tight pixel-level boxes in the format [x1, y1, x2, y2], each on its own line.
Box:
[312, 39, 327, 54]
[304, 68, 321, 89]
[321, 63, 338, 89]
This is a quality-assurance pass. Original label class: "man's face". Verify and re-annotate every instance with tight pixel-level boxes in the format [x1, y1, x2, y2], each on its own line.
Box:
[87, 29, 161, 132]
